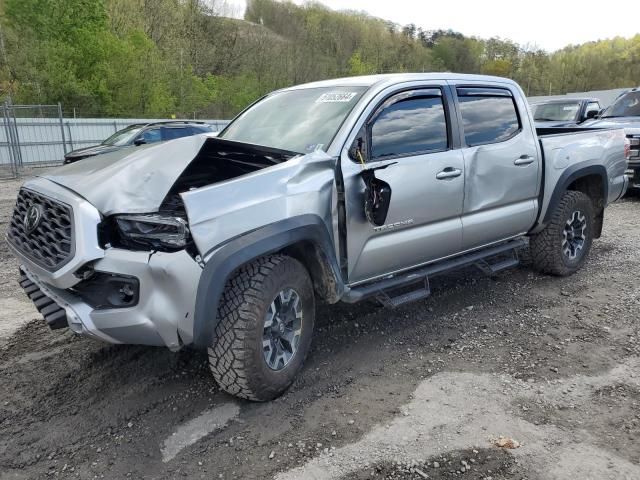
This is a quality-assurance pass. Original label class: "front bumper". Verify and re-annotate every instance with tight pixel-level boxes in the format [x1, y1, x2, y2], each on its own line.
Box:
[9, 178, 204, 349]
[626, 165, 640, 189]
[18, 246, 202, 351]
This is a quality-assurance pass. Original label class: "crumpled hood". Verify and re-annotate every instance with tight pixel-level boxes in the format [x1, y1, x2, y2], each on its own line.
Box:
[42, 134, 210, 216]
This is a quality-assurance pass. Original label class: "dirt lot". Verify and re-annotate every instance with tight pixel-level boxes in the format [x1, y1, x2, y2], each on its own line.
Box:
[1, 176, 639, 480]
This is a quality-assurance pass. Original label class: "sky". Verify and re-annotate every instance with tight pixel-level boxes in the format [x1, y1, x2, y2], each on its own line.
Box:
[225, 0, 639, 52]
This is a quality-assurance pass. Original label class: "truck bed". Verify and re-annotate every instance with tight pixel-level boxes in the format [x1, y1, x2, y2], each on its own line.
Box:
[534, 126, 628, 232]
[536, 126, 614, 137]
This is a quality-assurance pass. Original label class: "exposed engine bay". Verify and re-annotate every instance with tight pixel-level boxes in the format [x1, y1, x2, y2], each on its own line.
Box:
[95, 137, 301, 253]
[159, 138, 300, 217]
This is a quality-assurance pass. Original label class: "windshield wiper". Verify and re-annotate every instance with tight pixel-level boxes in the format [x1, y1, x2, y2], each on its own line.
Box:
[535, 118, 561, 122]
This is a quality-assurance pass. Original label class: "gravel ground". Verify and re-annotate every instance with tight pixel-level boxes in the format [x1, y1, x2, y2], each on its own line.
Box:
[0, 175, 639, 480]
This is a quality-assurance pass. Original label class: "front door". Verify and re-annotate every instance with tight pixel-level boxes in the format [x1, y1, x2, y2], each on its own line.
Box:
[342, 85, 465, 284]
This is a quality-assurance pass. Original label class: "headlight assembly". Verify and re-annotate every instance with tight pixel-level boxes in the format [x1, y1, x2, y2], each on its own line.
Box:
[114, 214, 190, 251]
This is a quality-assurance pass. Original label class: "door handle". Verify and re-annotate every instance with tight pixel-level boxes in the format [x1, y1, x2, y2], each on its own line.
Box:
[436, 167, 462, 180]
[514, 155, 535, 166]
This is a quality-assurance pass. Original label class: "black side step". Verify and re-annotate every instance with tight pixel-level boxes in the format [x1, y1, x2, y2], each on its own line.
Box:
[343, 238, 526, 306]
[375, 277, 431, 308]
[474, 249, 520, 275]
[18, 268, 69, 330]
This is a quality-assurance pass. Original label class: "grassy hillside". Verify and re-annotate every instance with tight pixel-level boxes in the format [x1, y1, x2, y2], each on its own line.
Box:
[0, 0, 637, 118]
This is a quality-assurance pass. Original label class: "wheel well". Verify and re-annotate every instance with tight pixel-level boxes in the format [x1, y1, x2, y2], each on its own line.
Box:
[280, 241, 342, 304]
[567, 174, 604, 238]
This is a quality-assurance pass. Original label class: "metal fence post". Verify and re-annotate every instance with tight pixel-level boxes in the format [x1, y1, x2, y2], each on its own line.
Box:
[58, 102, 68, 154]
[2, 101, 17, 177]
[6, 99, 22, 167]
[65, 121, 74, 151]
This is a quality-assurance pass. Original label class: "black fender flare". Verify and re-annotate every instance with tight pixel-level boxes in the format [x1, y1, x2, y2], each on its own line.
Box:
[541, 164, 608, 226]
[192, 214, 343, 348]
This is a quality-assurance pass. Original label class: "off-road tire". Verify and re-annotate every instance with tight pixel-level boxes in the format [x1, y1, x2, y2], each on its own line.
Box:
[208, 255, 315, 401]
[530, 191, 594, 276]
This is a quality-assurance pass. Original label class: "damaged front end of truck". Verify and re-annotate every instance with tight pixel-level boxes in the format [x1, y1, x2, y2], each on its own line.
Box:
[7, 134, 341, 350]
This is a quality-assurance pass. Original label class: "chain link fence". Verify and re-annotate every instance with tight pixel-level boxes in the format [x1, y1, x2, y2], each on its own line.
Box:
[0, 101, 229, 180]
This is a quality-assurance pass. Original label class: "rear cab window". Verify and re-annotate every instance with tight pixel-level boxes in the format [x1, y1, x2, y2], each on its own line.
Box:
[456, 87, 521, 146]
[369, 89, 449, 160]
[585, 101, 601, 115]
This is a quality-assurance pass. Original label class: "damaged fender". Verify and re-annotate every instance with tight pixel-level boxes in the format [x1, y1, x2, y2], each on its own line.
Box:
[181, 150, 344, 347]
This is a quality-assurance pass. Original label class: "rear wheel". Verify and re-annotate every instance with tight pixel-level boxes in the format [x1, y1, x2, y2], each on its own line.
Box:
[530, 191, 594, 276]
[208, 255, 315, 401]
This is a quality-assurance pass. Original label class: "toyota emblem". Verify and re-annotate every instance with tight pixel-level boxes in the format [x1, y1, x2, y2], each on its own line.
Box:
[23, 204, 43, 234]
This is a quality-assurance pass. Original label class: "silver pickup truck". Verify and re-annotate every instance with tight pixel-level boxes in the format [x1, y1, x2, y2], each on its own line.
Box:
[7, 74, 629, 401]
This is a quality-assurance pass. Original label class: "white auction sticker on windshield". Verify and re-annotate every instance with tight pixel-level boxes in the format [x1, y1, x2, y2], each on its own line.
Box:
[316, 92, 358, 103]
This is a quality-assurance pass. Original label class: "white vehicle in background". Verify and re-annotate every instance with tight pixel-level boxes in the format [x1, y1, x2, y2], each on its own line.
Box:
[531, 97, 601, 128]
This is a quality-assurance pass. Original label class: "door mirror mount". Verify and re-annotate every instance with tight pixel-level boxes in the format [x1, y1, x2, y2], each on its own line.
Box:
[349, 138, 366, 164]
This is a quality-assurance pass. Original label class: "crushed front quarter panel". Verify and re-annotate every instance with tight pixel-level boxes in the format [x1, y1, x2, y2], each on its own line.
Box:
[181, 150, 337, 258]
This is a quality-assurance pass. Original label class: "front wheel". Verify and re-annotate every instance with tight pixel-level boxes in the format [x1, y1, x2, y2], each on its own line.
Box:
[530, 191, 594, 276]
[208, 255, 315, 401]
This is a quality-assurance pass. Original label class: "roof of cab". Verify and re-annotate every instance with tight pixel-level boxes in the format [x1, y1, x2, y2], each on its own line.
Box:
[279, 73, 519, 92]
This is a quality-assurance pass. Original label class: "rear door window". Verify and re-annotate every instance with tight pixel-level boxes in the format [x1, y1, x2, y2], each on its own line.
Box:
[370, 92, 448, 160]
[161, 127, 192, 141]
[141, 128, 162, 143]
[457, 88, 520, 146]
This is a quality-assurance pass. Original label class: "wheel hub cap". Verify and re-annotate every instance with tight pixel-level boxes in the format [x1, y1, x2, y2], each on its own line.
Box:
[562, 210, 587, 260]
[262, 288, 303, 371]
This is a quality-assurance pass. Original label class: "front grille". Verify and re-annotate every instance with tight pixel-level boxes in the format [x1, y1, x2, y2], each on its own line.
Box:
[7, 188, 74, 271]
[628, 134, 640, 165]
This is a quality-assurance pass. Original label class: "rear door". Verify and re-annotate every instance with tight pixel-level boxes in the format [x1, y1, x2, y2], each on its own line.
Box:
[449, 83, 540, 250]
[342, 84, 465, 284]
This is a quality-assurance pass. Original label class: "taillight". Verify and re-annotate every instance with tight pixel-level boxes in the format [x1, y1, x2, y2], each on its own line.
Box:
[624, 137, 631, 160]
[627, 136, 640, 161]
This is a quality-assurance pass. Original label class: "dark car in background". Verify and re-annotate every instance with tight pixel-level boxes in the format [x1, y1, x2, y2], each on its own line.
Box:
[63, 121, 214, 164]
[531, 97, 601, 127]
[581, 88, 640, 189]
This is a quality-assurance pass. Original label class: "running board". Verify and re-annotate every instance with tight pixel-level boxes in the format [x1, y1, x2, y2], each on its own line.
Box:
[342, 238, 526, 306]
[375, 277, 431, 308]
[474, 249, 520, 275]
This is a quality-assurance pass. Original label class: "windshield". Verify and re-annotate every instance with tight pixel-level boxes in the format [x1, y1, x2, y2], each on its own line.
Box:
[219, 86, 368, 153]
[602, 91, 640, 118]
[532, 102, 581, 122]
[102, 125, 144, 146]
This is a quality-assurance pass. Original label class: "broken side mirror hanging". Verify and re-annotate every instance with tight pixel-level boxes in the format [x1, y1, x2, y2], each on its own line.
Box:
[349, 128, 395, 227]
[361, 163, 395, 227]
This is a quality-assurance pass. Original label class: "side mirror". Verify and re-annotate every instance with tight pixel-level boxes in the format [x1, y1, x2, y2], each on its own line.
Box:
[133, 137, 146, 146]
[585, 110, 598, 120]
[361, 163, 396, 227]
